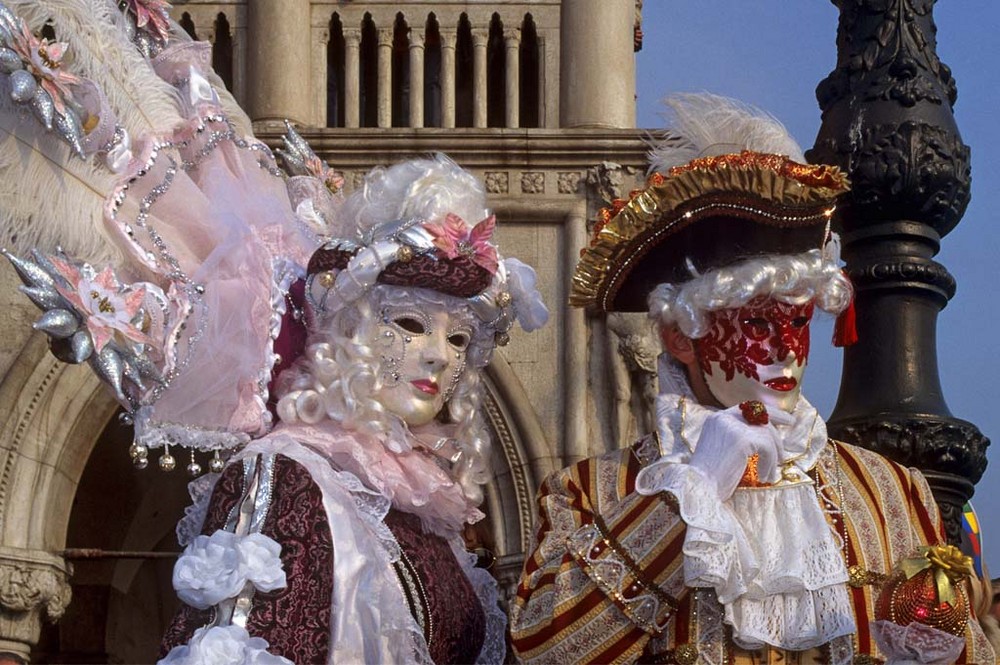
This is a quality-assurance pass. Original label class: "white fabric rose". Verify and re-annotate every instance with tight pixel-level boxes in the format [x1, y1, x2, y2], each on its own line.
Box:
[158, 625, 293, 665]
[172, 530, 286, 610]
[173, 531, 245, 609]
[238, 533, 287, 593]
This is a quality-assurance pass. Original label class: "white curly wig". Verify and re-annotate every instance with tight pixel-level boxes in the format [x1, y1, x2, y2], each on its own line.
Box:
[275, 155, 507, 504]
[648, 243, 853, 339]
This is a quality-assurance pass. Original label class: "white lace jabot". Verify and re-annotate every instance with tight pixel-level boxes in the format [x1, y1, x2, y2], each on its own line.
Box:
[636, 391, 855, 651]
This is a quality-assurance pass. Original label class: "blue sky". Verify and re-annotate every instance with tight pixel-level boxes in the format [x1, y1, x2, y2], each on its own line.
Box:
[635, 1, 1000, 575]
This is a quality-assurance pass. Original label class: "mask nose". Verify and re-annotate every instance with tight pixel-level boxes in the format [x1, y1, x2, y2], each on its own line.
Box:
[420, 332, 450, 372]
[771, 323, 793, 362]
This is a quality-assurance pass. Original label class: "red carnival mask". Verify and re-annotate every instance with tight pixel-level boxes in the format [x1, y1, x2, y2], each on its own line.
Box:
[694, 297, 814, 412]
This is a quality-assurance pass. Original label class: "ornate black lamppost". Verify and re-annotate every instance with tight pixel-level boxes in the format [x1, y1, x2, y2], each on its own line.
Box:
[808, 0, 988, 545]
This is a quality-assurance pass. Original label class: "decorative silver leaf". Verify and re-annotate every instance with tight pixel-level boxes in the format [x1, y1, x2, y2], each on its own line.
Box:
[30, 87, 54, 130]
[54, 108, 85, 158]
[70, 330, 94, 363]
[19, 285, 63, 310]
[34, 309, 80, 338]
[2, 249, 57, 290]
[9, 68, 36, 103]
[0, 47, 20, 74]
[91, 346, 125, 402]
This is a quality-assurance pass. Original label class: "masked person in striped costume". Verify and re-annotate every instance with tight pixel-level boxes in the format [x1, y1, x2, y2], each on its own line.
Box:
[509, 95, 995, 665]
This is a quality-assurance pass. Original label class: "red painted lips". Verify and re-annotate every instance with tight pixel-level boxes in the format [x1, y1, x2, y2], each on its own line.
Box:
[411, 378, 440, 395]
[764, 377, 798, 392]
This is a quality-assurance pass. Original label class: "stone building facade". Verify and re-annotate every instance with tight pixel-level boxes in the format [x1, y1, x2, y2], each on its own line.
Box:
[0, 1, 655, 661]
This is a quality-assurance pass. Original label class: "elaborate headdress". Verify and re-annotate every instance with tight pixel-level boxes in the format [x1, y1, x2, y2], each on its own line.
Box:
[305, 154, 548, 363]
[571, 94, 851, 315]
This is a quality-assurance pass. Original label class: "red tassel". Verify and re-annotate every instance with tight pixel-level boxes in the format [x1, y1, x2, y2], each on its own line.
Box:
[833, 288, 858, 347]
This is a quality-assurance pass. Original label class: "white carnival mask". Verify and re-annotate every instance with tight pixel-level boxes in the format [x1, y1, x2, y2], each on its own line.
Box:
[371, 303, 474, 427]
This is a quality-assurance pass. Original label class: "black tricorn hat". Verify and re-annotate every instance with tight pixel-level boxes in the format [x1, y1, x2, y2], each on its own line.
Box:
[570, 151, 849, 312]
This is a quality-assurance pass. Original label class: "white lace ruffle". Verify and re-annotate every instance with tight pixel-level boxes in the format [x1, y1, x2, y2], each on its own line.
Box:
[635, 448, 854, 650]
[637, 463, 758, 599]
[872, 620, 967, 665]
[134, 406, 251, 451]
[450, 540, 507, 665]
[172, 531, 286, 610]
[159, 625, 292, 665]
[176, 472, 221, 547]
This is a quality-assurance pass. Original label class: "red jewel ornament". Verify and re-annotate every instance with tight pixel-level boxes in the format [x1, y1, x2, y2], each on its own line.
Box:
[739, 400, 769, 425]
[874, 545, 973, 637]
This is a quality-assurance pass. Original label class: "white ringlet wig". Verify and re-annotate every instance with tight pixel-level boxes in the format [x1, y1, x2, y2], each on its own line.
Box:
[274, 284, 494, 504]
[333, 153, 488, 241]
[648, 239, 853, 339]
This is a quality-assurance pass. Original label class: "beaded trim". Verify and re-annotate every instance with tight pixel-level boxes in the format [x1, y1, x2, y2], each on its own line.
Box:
[392, 548, 434, 649]
[567, 515, 679, 635]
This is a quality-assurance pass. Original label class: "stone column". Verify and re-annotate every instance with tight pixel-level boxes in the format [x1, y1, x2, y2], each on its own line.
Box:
[809, 0, 984, 545]
[344, 28, 361, 128]
[563, 204, 589, 464]
[559, 0, 634, 128]
[0, 548, 72, 660]
[312, 27, 330, 128]
[504, 28, 521, 129]
[376, 27, 393, 128]
[472, 28, 489, 128]
[440, 29, 457, 129]
[409, 30, 425, 128]
[246, 0, 312, 127]
[231, 27, 247, 107]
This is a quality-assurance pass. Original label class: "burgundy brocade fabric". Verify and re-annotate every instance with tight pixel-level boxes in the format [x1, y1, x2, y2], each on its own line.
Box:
[160, 455, 335, 664]
[160, 455, 486, 665]
[384, 509, 486, 664]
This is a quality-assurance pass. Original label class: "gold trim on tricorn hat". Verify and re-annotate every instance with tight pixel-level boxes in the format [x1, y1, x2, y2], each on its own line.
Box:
[571, 150, 849, 312]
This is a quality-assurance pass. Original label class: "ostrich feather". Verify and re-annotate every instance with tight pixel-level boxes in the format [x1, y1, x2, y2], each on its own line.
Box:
[0, 103, 122, 265]
[11, 0, 183, 138]
[648, 93, 805, 174]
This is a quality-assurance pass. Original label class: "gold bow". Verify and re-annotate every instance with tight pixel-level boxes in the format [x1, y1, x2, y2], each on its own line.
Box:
[898, 545, 974, 605]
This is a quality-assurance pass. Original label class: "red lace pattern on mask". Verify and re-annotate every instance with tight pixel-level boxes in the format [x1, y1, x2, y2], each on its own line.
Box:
[695, 297, 814, 381]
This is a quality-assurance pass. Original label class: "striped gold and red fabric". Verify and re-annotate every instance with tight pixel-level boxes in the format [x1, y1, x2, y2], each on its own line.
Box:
[510, 438, 996, 665]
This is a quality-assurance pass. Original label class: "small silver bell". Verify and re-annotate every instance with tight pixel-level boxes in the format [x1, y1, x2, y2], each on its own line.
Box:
[158, 452, 176, 472]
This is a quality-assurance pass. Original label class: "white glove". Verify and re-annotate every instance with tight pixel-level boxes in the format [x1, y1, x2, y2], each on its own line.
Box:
[688, 404, 793, 501]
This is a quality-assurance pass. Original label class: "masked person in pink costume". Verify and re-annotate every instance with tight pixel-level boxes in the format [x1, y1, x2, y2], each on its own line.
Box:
[158, 156, 549, 665]
[510, 95, 994, 665]
[0, 2, 547, 662]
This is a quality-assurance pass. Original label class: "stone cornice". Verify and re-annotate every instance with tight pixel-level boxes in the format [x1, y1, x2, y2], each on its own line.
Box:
[255, 127, 649, 170]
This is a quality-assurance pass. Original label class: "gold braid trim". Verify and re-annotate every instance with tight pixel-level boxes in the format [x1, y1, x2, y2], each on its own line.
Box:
[570, 152, 849, 311]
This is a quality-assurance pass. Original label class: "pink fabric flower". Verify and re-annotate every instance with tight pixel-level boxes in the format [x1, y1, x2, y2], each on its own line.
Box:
[49, 256, 154, 353]
[11, 23, 80, 114]
[124, 0, 173, 43]
[304, 156, 345, 194]
[423, 213, 499, 274]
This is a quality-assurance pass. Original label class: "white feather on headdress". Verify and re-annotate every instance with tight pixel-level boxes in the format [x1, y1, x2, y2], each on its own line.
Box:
[0, 0, 193, 265]
[647, 93, 805, 175]
[13, 0, 183, 136]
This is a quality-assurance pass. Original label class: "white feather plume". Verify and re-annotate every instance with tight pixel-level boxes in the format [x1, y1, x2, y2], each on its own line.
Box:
[648, 93, 805, 175]
[12, 0, 184, 136]
[0, 103, 122, 265]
